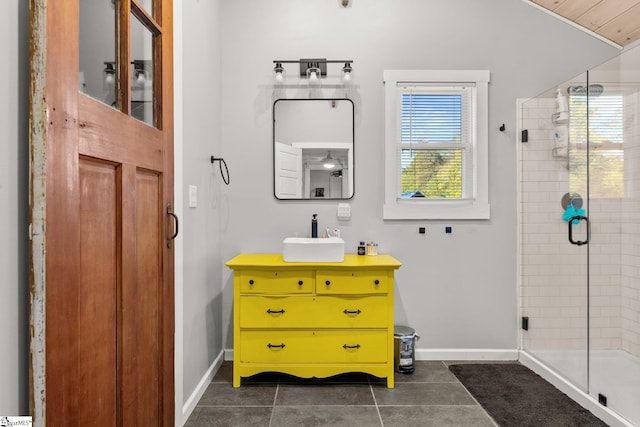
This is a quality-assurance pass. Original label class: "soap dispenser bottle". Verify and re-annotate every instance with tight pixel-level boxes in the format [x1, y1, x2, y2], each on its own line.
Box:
[554, 88, 569, 121]
[311, 214, 318, 238]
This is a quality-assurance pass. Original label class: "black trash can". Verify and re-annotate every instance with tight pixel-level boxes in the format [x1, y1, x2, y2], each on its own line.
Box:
[394, 325, 419, 374]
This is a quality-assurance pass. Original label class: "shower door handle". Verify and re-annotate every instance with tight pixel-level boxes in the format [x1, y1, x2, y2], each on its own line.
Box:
[568, 215, 589, 246]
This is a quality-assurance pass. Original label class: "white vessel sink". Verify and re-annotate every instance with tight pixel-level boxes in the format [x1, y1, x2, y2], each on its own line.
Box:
[283, 237, 345, 262]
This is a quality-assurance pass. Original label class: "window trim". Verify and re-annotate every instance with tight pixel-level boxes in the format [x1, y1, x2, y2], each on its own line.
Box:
[383, 70, 490, 220]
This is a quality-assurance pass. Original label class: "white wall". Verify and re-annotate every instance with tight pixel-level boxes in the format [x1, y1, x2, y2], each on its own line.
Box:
[180, 0, 224, 417]
[0, 0, 29, 415]
[217, 0, 619, 355]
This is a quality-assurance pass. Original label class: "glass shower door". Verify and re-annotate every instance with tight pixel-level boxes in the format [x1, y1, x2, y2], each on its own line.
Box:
[586, 50, 640, 426]
[520, 72, 590, 391]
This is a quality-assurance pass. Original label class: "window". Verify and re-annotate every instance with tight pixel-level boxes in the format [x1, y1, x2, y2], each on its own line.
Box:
[383, 70, 490, 219]
[568, 89, 624, 198]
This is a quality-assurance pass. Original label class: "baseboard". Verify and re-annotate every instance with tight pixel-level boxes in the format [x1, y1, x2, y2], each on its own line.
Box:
[416, 348, 519, 361]
[519, 351, 634, 427]
[181, 350, 225, 425]
[224, 348, 234, 360]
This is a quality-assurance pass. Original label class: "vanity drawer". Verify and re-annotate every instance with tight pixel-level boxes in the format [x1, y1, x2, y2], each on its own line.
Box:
[239, 295, 389, 328]
[316, 270, 389, 294]
[239, 330, 387, 364]
[239, 270, 313, 294]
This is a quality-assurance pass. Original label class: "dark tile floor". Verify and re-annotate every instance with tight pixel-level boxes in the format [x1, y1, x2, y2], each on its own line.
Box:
[185, 361, 497, 427]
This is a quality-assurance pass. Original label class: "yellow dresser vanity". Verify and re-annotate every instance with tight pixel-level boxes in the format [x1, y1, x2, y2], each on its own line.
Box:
[226, 253, 401, 388]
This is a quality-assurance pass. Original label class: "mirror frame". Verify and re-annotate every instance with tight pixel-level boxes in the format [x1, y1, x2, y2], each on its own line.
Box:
[273, 98, 355, 200]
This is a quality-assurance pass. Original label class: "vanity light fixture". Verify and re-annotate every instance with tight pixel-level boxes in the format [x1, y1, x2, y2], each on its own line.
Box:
[132, 59, 151, 86]
[103, 60, 152, 86]
[135, 70, 146, 84]
[341, 62, 352, 83]
[307, 66, 321, 84]
[103, 61, 116, 85]
[272, 58, 353, 84]
[274, 62, 285, 84]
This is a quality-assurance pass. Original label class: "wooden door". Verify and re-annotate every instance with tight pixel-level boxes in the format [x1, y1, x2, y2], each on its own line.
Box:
[29, 0, 174, 425]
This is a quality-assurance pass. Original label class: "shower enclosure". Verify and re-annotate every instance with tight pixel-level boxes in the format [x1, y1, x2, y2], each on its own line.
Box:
[520, 45, 640, 427]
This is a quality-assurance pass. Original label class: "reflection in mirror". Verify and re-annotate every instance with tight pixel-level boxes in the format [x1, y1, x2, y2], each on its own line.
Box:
[79, 1, 156, 127]
[79, 0, 117, 108]
[130, 14, 155, 126]
[274, 99, 354, 200]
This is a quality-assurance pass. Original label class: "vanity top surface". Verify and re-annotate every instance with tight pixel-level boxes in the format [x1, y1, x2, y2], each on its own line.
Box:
[226, 253, 401, 269]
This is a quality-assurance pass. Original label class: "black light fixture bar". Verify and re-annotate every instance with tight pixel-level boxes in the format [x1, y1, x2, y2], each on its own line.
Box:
[273, 58, 353, 78]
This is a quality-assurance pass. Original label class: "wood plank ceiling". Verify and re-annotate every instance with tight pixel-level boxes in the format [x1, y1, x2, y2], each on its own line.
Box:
[531, 0, 640, 47]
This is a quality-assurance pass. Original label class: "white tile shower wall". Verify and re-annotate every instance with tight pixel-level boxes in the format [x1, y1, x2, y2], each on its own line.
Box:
[588, 197, 622, 351]
[520, 97, 623, 352]
[521, 98, 586, 351]
[621, 92, 640, 358]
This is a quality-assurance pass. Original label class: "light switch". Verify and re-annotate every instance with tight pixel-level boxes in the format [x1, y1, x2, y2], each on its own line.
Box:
[337, 203, 351, 219]
[188, 185, 198, 208]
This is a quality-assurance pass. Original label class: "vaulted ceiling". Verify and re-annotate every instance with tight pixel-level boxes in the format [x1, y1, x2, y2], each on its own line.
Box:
[530, 0, 640, 47]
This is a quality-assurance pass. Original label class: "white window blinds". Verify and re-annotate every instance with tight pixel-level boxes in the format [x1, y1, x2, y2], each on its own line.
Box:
[398, 84, 474, 199]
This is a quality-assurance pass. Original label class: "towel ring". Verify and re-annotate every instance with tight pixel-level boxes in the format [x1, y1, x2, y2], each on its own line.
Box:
[210, 156, 230, 185]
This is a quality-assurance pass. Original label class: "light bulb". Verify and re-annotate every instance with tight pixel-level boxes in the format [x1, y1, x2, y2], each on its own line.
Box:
[274, 63, 285, 84]
[105, 73, 115, 85]
[342, 62, 353, 84]
[309, 70, 318, 82]
[136, 71, 146, 85]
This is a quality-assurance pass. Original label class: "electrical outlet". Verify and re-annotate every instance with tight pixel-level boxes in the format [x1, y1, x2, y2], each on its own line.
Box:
[598, 393, 607, 406]
[419, 227, 426, 234]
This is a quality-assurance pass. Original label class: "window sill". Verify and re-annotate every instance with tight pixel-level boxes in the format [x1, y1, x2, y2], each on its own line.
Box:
[383, 201, 490, 220]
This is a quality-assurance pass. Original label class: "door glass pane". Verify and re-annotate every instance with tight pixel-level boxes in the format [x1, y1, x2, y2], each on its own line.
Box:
[520, 72, 589, 391]
[79, 0, 117, 109]
[130, 13, 155, 126]
[587, 47, 640, 427]
[138, 0, 154, 18]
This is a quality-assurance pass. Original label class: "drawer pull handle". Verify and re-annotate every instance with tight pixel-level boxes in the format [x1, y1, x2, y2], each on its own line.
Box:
[266, 309, 285, 314]
[267, 343, 286, 349]
[298, 280, 304, 286]
[343, 309, 362, 315]
[249, 279, 254, 285]
[325, 280, 331, 286]
[374, 279, 380, 285]
[342, 344, 361, 350]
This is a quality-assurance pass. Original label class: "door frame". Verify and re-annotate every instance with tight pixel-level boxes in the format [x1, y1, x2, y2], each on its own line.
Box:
[29, 0, 47, 421]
